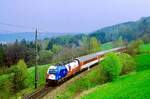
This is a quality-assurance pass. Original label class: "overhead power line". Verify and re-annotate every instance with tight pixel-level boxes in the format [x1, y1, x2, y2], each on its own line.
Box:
[0, 22, 51, 33]
[0, 22, 35, 30]
[0, 29, 16, 33]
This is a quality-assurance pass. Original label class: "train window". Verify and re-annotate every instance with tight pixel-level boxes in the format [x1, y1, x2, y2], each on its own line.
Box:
[49, 69, 57, 74]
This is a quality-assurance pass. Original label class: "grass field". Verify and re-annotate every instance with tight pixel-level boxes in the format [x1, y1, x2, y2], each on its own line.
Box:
[82, 69, 150, 99]
[81, 43, 150, 99]
[135, 54, 150, 71]
[139, 43, 150, 53]
[25, 64, 50, 87]
[56, 67, 102, 99]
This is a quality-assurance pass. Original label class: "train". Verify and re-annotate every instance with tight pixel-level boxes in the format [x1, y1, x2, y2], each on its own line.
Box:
[46, 47, 126, 86]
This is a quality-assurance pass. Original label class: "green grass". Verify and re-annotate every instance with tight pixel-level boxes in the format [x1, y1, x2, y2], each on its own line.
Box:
[139, 43, 150, 53]
[135, 43, 150, 71]
[56, 67, 102, 99]
[81, 43, 150, 99]
[82, 69, 150, 99]
[135, 54, 150, 71]
[25, 64, 50, 87]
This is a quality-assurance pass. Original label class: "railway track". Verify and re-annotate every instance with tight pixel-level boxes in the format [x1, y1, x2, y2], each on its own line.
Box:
[23, 86, 56, 99]
[23, 63, 97, 99]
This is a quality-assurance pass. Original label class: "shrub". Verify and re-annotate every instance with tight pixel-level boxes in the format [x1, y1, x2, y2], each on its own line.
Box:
[0, 75, 13, 99]
[127, 39, 144, 55]
[0, 66, 16, 75]
[100, 52, 123, 81]
[12, 59, 28, 92]
[56, 67, 102, 99]
[119, 53, 136, 74]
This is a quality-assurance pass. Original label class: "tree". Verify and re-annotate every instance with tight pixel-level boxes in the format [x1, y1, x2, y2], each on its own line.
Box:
[12, 59, 28, 92]
[38, 50, 53, 64]
[80, 36, 89, 54]
[0, 78, 12, 99]
[119, 53, 136, 74]
[100, 53, 123, 81]
[113, 36, 125, 47]
[20, 39, 27, 46]
[89, 37, 101, 53]
[0, 45, 5, 67]
[52, 44, 62, 54]
[46, 40, 53, 50]
[141, 33, 150, 43]
[127, 39, 144, 55]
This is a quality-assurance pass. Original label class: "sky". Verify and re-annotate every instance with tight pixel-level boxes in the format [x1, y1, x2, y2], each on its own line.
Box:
[0, 0, 150, 33]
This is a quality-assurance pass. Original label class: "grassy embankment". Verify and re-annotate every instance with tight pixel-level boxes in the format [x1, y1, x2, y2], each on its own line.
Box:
[82, 43, 150, 99]
[82, 69, 150, 99]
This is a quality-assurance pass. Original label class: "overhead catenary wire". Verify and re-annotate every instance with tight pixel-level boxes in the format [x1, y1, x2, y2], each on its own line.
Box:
[0, 22, 35, 30]
[0, 29, 16, 33]
[0, 21, 72, 35]
[0, 22, 52, 34]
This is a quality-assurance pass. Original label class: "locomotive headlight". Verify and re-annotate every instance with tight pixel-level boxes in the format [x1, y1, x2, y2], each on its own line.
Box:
[48, 74, 56, 80]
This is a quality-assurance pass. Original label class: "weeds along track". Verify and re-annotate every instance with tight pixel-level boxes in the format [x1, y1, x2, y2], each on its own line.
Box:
[23, 86, 56, 99]
[23, 63, 98, 99]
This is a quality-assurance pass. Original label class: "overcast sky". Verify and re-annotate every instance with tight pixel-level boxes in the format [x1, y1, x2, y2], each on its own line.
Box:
[0, 0, 150, 33]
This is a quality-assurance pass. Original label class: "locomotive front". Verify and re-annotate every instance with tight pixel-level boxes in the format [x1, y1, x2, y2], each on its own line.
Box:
[46, 65, 68, 86]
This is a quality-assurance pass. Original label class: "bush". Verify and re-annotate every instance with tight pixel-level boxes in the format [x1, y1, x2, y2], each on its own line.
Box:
[100, 52, 123, 81]
[119, 53, 136, 74]
[56, 67, 102, 99]
[127, 39, 144, 55]
[0, 74, 13, 99]
[0, 66, 16, 75]
[12, 59, 28, 92]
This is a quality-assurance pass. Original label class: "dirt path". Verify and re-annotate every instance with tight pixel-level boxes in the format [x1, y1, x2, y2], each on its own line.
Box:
[41, 66, 98, 99]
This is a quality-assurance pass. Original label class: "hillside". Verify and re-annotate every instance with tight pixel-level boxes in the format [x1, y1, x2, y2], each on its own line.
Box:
[90, 17, 150, 43]
[82, 69, 150, 99]
[80, 43, 150, 99]
[1, 17, 150, 44]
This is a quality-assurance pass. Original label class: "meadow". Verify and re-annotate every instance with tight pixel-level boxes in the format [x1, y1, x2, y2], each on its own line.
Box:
[82, 69, 150, 99]
[81, 43, 150, 99]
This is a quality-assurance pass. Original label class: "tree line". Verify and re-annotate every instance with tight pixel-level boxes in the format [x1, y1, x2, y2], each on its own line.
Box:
[0, 34, 101, 71]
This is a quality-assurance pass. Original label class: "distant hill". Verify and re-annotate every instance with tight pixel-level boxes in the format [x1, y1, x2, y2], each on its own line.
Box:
[1, 16, 150, 43]
[0, 32, 78, 43]
[90, 16, 150, 43]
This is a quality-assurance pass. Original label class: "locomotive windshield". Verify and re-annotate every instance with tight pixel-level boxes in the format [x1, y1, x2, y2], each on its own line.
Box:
[49, 69, 57, 74]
